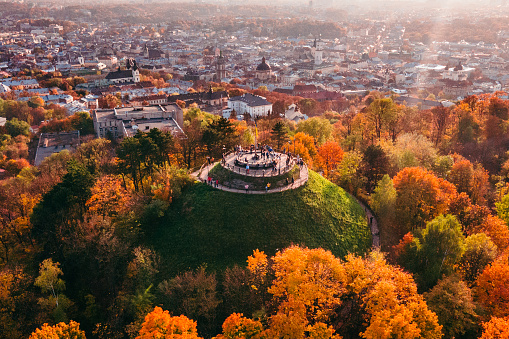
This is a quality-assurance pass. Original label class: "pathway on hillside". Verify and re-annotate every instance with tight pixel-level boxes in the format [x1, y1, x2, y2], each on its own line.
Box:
[355, 199, 380, 249]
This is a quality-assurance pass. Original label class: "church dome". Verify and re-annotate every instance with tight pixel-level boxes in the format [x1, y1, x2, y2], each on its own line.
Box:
[256, 57, 271, 71]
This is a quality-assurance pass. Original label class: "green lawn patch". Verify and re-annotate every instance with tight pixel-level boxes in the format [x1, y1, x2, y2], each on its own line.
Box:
[147, 170, 371, 276]
[208, 163, 300, 190]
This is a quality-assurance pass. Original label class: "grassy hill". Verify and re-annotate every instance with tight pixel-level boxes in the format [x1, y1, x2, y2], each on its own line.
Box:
[148, 171, 371, 275]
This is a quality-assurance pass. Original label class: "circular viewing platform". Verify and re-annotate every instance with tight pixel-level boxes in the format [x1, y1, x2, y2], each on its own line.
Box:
[223, 149, 295, 177]
[194, 148, 308, 194]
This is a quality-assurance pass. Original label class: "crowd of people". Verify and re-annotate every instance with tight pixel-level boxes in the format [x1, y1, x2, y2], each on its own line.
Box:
[201, 145, 305, 193]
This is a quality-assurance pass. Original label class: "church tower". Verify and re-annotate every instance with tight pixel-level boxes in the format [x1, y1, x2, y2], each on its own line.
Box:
[314, 36, 324, 65]
[131, 59, 140, 83]
[216, 51, 226, 81]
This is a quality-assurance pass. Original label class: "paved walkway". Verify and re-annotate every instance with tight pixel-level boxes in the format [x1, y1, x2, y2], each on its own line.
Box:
[224, 151, 294, 177]
[354, 199, 380, 249]
[191, 160, 309, 195]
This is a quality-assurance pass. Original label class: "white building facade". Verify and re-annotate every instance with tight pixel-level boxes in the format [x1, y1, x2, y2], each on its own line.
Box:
[227, 93, 273, 117]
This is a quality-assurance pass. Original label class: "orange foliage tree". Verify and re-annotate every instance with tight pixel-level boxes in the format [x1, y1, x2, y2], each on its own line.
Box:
[86, 175, 133, 217]
[98, 94, 121, 109]
[317, 141, 344, 177]
[293, 132, 317, 156]
[393, 167, 457, 234]
[262, 246, 441, 339]
[214, 313, 264, 339]
[449, 160, 475, 196]
[476, 253, 509, 318]
[480, 316, 509, 339]
[448, 159, 490, 206]
[137, 306, 202, 339]
[29, 320, 86, 339]
[473, 215, 509, 252]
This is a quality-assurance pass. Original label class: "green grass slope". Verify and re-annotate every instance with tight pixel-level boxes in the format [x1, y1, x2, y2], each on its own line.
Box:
[149, 171, 371, 275]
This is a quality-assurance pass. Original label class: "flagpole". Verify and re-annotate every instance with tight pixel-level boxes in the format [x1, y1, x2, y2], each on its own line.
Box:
[255, 119, 258, 154]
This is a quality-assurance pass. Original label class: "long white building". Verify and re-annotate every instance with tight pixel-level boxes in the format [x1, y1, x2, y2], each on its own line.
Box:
[227, 93, 273, 117]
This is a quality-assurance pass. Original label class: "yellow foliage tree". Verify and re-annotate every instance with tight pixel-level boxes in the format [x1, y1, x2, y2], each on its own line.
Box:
[260, 247, 442, 338]
[247, 249, 268, 282]
[29, 321, 86, 339]
[268, 246, 346, 322]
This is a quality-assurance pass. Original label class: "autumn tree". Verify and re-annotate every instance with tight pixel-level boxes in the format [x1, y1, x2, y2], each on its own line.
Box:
[473, 214, 509, 252]
[86, 175, 133, 217]
[317, 140, 343, 177]
[455, 111, 480, 144]
[333, 150, 365, 195]
[34, 259, 73, 323]
[430, 106, 452, 146]
[31, 160, 95, 256]
[27, 96, 45, 109]
[29, 321, 86, 339]
[393, 167, 457, 234]
[398, 214, 465, 291]
[449, 159, 490, 205]
[366, 98, 397, 140]
[480, 316, 509, 339]
[298, 98, 317, 117]
[290, 132, 318, 166]
[272, 100, 288, 116]
[342, 251, 442, 339]
[74, 138, 114, 175]
[0, 268, 33, 338]
[383, 133, 438, 174]
[360, 145, 389, 193]
[370, 174, 396, 246]
[264, 246, 442, 339]
[449, 160, 474, 196]
[137, 307, 202, 339]
[158, 267, 220, 337]
[296, 117, 333, 145]
[177, 108, 209, 168]
[476, 253, 509, 318]
[496, 191, 509, 226]
[150, 166, 194, 206]
[4, 118, 30, 137]
[69, 111, 94, 136]
[456, 233, 498, 285]
[265, 246, 345, 339]
[215, 313, 264, 339]
[424, 276, 479, 338]
[98, 94, 121, 109]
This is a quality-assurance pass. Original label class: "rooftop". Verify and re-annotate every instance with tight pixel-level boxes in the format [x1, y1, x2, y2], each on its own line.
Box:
[35, 131, 80, 166]
[229, 93, 271, 107]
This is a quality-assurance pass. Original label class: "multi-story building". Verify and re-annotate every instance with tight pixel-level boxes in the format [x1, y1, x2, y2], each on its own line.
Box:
[227, 93, 273, 117]
[92, 104, 184, 139]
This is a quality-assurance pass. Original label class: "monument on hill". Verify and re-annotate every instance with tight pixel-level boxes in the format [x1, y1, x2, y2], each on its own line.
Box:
[194, 145, 308, 194]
